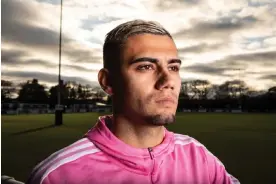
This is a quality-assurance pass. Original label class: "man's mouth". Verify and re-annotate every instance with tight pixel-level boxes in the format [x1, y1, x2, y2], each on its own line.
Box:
[155, 97, 176, 105]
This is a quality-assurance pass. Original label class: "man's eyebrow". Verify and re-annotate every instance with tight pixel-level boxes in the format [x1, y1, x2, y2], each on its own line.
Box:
[169, 59, 182, 65]
[129, 57, 182, 65]
[129, 57, 158, 64]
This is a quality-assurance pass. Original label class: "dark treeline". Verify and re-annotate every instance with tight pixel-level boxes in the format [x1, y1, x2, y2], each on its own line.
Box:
[178, 80, 276, 112]
[1, 79, 108, 109]
[1, 78, 276, 112]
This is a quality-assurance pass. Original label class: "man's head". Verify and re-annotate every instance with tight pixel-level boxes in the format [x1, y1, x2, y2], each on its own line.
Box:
[98, 19, 181, 126]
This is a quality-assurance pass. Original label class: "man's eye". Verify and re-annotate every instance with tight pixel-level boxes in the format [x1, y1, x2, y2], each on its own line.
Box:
[137, 65, 153, 70]
[169, 66, 179, 72]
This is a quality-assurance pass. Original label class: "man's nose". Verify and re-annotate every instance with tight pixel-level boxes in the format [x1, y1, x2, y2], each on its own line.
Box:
[155, 69, 175, 90]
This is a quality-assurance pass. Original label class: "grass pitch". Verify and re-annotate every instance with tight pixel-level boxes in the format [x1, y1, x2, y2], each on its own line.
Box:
[2, 112, 276, 184]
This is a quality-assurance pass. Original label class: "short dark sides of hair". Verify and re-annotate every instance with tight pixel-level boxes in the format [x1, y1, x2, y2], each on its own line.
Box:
[102, 19, 173, 73]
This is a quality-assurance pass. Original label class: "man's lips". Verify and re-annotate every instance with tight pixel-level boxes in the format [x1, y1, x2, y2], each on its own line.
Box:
[155, 97, 176, 105]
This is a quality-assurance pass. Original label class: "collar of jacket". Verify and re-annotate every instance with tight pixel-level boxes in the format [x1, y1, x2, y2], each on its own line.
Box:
[85, 115, 175, 175]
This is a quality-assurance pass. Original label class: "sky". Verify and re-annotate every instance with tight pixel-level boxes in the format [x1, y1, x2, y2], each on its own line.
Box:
[1, 0, 276, 90]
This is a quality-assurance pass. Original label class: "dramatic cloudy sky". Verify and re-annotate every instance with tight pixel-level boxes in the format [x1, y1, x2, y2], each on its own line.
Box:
[1, 0, 276, 90]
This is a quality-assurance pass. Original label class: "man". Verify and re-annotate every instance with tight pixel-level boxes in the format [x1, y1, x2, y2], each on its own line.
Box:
[27, 19, 240, 184]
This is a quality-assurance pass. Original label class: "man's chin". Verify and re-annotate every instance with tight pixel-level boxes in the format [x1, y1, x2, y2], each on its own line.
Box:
[144, 114, 176, 126]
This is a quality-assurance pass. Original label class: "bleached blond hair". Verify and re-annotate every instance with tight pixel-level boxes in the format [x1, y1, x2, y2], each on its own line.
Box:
[103, 19, 172, 73]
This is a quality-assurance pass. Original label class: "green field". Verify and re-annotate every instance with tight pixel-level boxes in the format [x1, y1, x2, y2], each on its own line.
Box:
[2, 113, 276, 184]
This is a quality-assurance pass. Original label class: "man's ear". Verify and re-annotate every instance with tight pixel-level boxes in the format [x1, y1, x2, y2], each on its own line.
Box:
[98, 68, 113, 95]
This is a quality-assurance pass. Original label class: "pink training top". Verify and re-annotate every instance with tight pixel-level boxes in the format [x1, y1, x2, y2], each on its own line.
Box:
[27, 115, 240, 184]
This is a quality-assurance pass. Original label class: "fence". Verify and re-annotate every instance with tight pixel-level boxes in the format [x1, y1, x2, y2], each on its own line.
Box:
[1, 103, 112, 115]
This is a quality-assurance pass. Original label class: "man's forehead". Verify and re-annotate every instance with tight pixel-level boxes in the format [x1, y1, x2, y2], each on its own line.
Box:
[126, 34, 176, 48]
[123, 34, 179, 61]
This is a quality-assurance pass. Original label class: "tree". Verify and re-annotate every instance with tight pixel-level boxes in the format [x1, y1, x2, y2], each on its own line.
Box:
[49, 80, 70, 106]
[1, 80, 17, 100]
[268, 86, 276, 93]
[92, 86, 107, 100]
[83, 84, 94, 99]
[216, 80, 249, 99]
[189, 80, 211, 99]
[69, 87, 77, 99]
[17, 79, 48, 103]
[180, 81, 190, 99]
[77, 84, 85, 99]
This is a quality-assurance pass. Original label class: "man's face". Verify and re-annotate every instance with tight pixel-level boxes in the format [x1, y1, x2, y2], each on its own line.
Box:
[115, 33, 181, 126]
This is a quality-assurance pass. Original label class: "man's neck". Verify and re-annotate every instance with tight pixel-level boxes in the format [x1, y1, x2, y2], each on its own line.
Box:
[111, 114, 165, 149]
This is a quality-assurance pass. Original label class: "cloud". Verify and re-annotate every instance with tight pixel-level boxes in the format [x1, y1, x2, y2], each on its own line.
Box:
[62, 43, 103, 64]
[249, 0, 276, 6]
[2, 0, 38, 21]
[155, 0, 201, 10]
[219, 50, 276, 67]
[173, 15, 259, 40]
[183, 65, 230, 76]
[181, 50, 276, 82]
[264, 36, 276, 47]
[36, 0, 60, 5]
[81, 16, 121, 31]
[2, 70, 99, 86]
[2, 21, 62, 49]
[178, 43, 224, 53]
[1, 49, 26, 63]
[259, 74, 276, 82]
[8, 58, 56, 68]
[2, 0, 104, 66]
[1, 0, 68, 50]
[1, 48, 99, 73]
[1, 49, 55, 68]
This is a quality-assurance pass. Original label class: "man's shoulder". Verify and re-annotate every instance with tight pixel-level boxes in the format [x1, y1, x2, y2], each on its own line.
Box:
[173, 133, 205, 148]
[173, 133, 224, 166]
[27, 138, 101, 184]
[172, 133, 211, 156]
[172, 134, 240, 183]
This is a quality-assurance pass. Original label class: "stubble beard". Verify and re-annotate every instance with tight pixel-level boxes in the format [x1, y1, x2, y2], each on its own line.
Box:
[140, 95, 177, 126]
[144, 114, 176, 126]
[119, 92, 178, 126]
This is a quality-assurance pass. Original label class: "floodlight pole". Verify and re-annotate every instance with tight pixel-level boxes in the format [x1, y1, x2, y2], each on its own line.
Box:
[238, 68, 242, 110]
[234, 68, 242, 110]
[55, 0, 63, 126]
